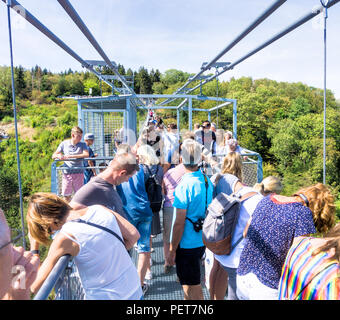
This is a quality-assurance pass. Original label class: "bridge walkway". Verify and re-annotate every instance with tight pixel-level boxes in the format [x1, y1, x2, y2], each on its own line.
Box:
[130, 211, 211, 300]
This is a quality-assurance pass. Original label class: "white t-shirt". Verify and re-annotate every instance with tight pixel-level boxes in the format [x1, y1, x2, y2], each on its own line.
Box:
[214, 187, 263, 269]
[61, 205, 142, 300]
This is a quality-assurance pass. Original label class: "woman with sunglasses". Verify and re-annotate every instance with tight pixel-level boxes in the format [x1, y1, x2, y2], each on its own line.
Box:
[236, 183, 336, 300]
[27, 193, 143, 300]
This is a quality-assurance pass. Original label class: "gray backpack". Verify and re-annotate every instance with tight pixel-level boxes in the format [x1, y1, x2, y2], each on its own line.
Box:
[202, 189, 257, 255]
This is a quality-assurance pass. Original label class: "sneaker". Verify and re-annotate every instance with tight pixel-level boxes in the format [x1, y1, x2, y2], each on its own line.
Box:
[142, 283, 149, 295]
[164, 265, 172, 274]
[145, 270, 153, 280]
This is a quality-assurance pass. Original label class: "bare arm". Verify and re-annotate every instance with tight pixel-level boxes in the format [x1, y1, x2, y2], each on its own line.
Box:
[102, 206, 140, 250]
[88, 160, 97, 176]
[63, 149, 89, 160]
[243, 217, 252, 238]
[69, 200, 86, 211]
[30, 233, 79, 295]
[52, 150, 63, 160]
[69, 203, 140, 250]
[168, 208, 186, 265]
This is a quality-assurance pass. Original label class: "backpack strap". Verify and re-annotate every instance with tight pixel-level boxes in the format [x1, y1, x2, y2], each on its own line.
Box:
[239, 191, 258, 202]
[203, 174, 209, 213]
[69, 219, 125, 247]
[144, 164, 151, 176]
[185, 174, 209, 226]
[144, 164, 158, 178]
[229, 191, 258, 252]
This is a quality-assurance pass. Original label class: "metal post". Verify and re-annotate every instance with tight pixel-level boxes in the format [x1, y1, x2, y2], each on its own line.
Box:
[177, 109, 180, 135]
[321, 2, 328, 184]
[216, 75, 219, 128]
[77, 100, 82, 130]
[257, 154, 264, 183]
[233, 100, 237, 140]
[6, 0, 26, 248]
[125, 99, 130, 144]
[188, 97, 192, 131]
[101, 110, 105, 156]
[51, 161, 57, 194]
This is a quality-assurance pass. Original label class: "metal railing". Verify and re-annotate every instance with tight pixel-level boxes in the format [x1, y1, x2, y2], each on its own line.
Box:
[51, 157, 113, 195]
[33, 255, 85, 300]
[33, 255, 72, 300]
[213, 149, 263, 186]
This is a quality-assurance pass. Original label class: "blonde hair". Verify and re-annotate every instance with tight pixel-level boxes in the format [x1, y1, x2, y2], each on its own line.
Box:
[221, 152, 243, 180]
[137, 144, 159, 165]
[254, 176, 283, 196]
[71, 126, 83, 134]
[295, 183, 336, 234]
[27, 193, 71, 246]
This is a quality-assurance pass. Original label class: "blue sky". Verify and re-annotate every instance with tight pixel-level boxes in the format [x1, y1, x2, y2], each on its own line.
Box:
[0, 0, 339, 99]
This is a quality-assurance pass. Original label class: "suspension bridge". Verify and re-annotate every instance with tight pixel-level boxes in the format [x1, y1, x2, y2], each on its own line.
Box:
[1, 0, 339, 300]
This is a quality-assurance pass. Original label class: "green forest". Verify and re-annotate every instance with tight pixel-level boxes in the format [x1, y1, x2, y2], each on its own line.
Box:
[0, 64, 339, 232]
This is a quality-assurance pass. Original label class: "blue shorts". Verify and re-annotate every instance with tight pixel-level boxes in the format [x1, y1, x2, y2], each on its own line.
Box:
[129, 216, 152, 253]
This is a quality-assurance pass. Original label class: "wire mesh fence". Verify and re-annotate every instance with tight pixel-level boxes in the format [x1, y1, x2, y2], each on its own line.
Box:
[82, 111, 124, 157]
[54, 259, 85, 300]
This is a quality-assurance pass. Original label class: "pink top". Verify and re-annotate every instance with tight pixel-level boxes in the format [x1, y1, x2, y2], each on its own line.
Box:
[162, 164, 186, 208]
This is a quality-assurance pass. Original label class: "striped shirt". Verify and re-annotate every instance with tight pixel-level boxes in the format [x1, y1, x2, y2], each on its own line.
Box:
[162, 164, 186, 208]
[278, 237, 340, 300]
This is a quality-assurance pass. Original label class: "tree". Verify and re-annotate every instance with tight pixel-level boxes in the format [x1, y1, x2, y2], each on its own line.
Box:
[14, 65, 26, 98]
[268, 110, 340, 186]
[160, 69, 191, 87]
[0, 167, 20, 229]
[83, 78, 100, 96]
[52, 77, 70, 97]
[150, 69, 161, 83]
[136, 67, 152, 94]
[288, 97, 311, 120]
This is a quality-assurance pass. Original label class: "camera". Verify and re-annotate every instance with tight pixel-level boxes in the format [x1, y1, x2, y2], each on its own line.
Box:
[192, 218, 204, 232]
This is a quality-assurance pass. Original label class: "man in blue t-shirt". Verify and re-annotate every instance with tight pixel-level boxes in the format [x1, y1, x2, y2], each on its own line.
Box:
[167, 139, 213, 300]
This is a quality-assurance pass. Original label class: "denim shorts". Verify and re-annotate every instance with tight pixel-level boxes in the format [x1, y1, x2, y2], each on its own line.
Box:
[129, 216, 152, 253]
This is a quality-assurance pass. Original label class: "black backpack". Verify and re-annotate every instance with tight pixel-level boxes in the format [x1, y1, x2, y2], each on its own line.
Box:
[144, 165, 163, 213]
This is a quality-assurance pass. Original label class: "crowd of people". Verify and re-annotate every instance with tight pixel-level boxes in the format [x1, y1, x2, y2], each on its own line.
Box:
[0, 114, 339, 301]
